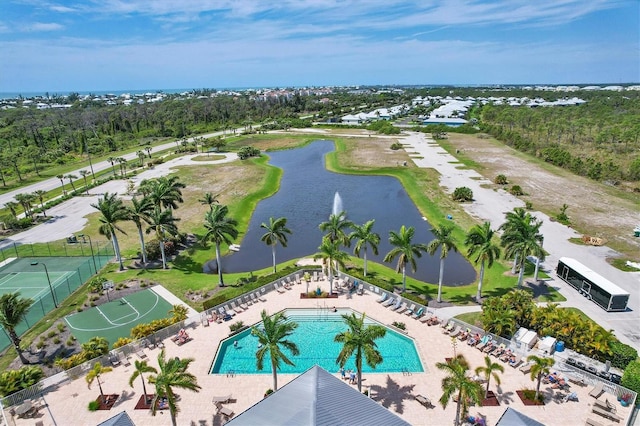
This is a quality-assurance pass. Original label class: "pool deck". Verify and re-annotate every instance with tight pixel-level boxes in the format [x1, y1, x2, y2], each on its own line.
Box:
[7, 279, 633, 426]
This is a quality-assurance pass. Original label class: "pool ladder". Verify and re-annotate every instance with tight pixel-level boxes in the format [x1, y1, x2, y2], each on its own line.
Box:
[402, 367, 412, 376]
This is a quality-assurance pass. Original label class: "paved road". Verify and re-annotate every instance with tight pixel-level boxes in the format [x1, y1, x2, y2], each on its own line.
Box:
[0, 129, 237, 208]
[402, 131, 640, 349]
[0, 153, 238, 249]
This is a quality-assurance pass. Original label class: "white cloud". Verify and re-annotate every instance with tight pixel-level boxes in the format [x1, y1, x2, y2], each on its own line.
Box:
[23, 22, 65, 32]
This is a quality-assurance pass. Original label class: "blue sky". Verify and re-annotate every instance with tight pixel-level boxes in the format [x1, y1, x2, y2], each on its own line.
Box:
[1, 0, 638, 92]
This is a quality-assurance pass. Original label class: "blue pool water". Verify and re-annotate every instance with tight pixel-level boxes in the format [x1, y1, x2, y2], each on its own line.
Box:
[210, 309, 424, 375]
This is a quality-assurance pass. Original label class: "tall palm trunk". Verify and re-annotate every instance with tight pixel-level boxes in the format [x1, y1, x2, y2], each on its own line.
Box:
[159, 237, 167, 269]
[476, 261, 486, 302]
[533, 257, 541, 282]
[455, 389, 463, 426]
[437, 258, 445, 303]
[271, 356, 278, 390]
[9, 330, 28, 364]
[401, 265, 407, 293]
[363, 247, 368, 276]
[511, 253, 519, 274]
[271, 244, 277, 273]
[356, 348, 363, 392]
[517, 258, 526, 287]
[137, 225, 148, 263]
[112, 234, 124, 271]
[215, 243, 224, 286]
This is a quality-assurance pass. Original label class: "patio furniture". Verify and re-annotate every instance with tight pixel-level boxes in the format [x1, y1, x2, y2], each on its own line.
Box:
[256, 292, 267, 302]
[585, 418, 604, 426]
[449, 326, 462, 338]
[592, 405, 622, 423]
[415, 394, 434, 408]
[412, 307, 425, 319]
[15, 401, 36, 418]
[589, 382, 604, 399]
[376, 293, 388, 303]
[211, 394, 233, 403]
[519, 363, 532, 374]
[404, 304, 416, 316]
[381, 297, 396, 307]
[109, 353, 121, 367]
[215, 401, 234, 418]
[274, 283, 286, 294]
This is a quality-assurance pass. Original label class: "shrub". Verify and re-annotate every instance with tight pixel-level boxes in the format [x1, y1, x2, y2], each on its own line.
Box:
[610, 341, 638, 370]
[145, 239, 178, 261]
[66, 337, 76, 347]
[112, 337, 133, 349]
[229, 321, 245, 333]
[53, 337, 61, 344]
[0, 366, 44, 396]
[88, 277, 107, 293]
[525, 201, 533, 210]
[621, 360, 640, 398]
[47, 330, 57, 338]
[88, 400, 100, 411]
[494, 174, 508, 185]
[57, 323, 66, 332]
[510, 185, 524, 196]
[238, 146, 261, 160]
[452, 186, 473, 202]
[392, 321, 406, 330]
[390, 142, 403, 150]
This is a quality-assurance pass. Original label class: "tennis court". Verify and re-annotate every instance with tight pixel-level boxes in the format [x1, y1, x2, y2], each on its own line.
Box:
[0, 255, 111, 352]
[64, 288, 175, 346]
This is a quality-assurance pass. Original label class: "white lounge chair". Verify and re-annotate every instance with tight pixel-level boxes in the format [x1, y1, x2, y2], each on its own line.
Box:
[274, 283, 286, 294]
[211, 394, 232, 403]
[376, 293, 388, 303]
[405, 303, 416, 316]
[256, 291, 267, 302]
[295, 273, 301, 284]
[382, 297, 396, 307]
[395, 302, 408, 314]
[412, 307, 425, 319]
[230, 302, 244, 313]
[390, 299, 403, 311]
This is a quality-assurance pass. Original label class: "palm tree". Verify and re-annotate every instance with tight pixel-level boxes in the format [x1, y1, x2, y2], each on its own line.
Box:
[198, 192, 219, 211]
[145, 145, 152, 158]
[349, 220, 380, 277]
[319, 212, 353, 246]
[91, 192, 129, 271]
[56, 174, 66, 195]
[0, 293, 33, 364]
[427, 224, 459, 303]
[85, 362, 113, 399]
[116, 157, 127, 177]
[383, 225, 428, 293]
[526, 355, 555, 401]
[202, 204, 238, 286]
[251, 310, 299, 391]
[79, 170, 91, 195]
[499, 207, 527, 274]
[148, 349, 201, 426]
[334, 312, 386, 392]
[107, 156, 117, 176]
[129, 359, 158, 404]
[436, 355, 483, 426]
[475, 356, 504, 399]
[31, 189, 47, 217]
[65, 174, 77, 192]
[313, 239, 349, 294]
[500, 209, 544, 287]
[145, 207, 179, 269]
[140, 176, 185, 211]
[137, 150, 146, 167]
[14, 193, 34, 219]
[4, 201, 19, 220]
[260, 217, 292, 273]
[465, 222, 501, 301]
[128, 196, 153, 264]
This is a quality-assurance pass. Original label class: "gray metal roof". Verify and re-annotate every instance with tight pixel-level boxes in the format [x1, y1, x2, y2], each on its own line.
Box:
[227, 365, 411, 426]
[96, 411, 136, 426]
[495, 407, 545, 426]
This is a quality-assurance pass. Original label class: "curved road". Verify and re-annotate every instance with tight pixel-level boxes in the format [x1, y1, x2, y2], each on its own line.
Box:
[0, 129, 237, 208]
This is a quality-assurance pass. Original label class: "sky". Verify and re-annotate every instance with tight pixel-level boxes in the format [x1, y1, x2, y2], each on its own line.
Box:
[0, 0, 638, 93]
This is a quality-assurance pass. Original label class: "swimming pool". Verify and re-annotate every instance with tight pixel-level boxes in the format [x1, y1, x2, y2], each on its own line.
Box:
[210, 308, 424, 375]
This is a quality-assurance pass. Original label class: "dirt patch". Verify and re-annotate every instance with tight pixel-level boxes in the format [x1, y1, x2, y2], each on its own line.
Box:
[481, 390, 500, 406]
[134, 394, 155, 410]
[95, 394, 119, 410]
[446, 133, 640, 258]
[338, 135, 411, 169]
[516, 390, 545, 406]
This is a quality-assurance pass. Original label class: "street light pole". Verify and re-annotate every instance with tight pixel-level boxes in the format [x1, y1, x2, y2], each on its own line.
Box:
[30, 262, 58, 308]
[78, 234, 97, 274]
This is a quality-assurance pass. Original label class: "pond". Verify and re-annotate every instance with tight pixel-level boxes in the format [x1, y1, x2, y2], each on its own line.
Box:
[222, 140, 476, 285]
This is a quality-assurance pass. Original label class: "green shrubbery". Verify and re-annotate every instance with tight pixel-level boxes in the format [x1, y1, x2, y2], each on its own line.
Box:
[367, 120, 401, 135]
[238, 146, 261, 160]
[0, 366, 44, 396]
[452, 186, 474, 202]
[610, 341, 638, 370]
[621, 361, 640, 400]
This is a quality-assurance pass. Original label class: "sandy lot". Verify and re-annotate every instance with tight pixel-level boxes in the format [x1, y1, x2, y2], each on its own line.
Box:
[446, 133, 640, 258]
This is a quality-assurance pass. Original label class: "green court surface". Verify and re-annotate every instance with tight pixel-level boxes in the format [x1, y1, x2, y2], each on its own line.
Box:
[0, 270, 74, 301]
[64, 288, 174, 346]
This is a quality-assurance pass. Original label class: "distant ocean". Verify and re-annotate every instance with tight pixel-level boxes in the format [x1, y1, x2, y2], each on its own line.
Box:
[0, 87, 258, 100]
